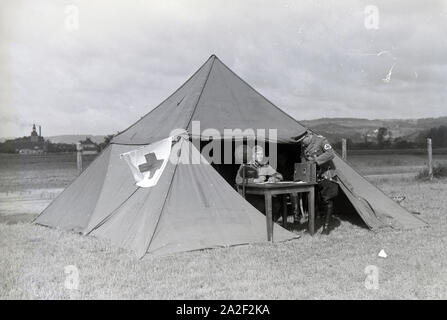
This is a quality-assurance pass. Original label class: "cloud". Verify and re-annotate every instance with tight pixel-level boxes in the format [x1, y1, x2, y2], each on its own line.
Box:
[0, 0, 446, 137]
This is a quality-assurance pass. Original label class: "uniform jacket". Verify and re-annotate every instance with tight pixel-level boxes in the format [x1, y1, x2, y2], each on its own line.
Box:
[303, 135, 337, 181]
[235, 159, 283, 184]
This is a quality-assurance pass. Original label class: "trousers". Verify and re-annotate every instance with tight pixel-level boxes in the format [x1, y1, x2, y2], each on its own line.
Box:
[317, 179, 339, 205]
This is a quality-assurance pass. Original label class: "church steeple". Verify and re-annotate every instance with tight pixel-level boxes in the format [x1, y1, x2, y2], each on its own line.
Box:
[31, 124, 38, 137]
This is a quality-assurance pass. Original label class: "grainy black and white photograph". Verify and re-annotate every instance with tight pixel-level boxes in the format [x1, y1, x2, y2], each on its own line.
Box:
[1, 0, 446, 304]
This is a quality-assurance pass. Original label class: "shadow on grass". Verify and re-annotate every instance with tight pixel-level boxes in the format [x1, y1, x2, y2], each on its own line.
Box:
[282, 189, 369, 235]
[334, 190, 370, 229]
[286, 217, 342, 235]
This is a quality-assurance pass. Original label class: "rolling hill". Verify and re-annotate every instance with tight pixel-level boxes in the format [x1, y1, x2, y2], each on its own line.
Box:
[300, 117, 447, 143]
[45, 135, 106, 145]
[2, 117, 446, 145]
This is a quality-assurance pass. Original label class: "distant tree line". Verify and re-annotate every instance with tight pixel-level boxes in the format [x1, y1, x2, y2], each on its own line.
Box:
[0, 138, 77, 154]
[332, 125, 447, 150]
[98, 134, 114, 150]
[423, 125, 447, 147]
[0, 137, 42, 153]
[2, 126, 446, 154]
[45, 142, 77, 153]
[0, 134, 115, 154]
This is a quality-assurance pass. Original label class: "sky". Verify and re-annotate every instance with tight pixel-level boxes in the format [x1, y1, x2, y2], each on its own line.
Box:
[1, 0, 446, 137]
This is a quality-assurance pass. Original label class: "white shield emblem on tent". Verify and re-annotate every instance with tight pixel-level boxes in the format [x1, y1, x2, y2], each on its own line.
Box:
[120, 136, 172, 188]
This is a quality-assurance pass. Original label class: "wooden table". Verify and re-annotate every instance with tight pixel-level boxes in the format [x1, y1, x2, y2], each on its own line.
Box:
[238, 182, 317, 241]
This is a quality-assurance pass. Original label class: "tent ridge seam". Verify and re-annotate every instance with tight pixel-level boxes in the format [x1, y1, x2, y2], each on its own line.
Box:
[85, 187, 140, 235]
[84, 147, 118, 233]
[185, 56, 216, 131]
[142, 139, 184, 257]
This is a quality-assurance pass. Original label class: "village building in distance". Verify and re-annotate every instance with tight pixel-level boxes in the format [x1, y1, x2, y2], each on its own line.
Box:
[17, 124, 46, 155]
[78, 137, 99, 155]
[0, 124, 104, 155]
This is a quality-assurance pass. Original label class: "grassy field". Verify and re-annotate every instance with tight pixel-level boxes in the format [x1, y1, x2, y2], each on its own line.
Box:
[0, 153, 95, 192]
[1, 152, 446, 299]
[0, 153, 95, 221]
[348, 153, 447, 176]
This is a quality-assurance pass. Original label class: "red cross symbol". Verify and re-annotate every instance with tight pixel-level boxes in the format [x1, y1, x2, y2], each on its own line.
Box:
[138, 152, 164, 179]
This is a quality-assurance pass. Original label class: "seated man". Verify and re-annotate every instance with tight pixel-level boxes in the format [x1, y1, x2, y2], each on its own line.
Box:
[236, 145, 283, 184]
[235, 145, 283, 217]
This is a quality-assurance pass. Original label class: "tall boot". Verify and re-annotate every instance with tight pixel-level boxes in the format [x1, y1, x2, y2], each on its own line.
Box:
[321, 201, 334, 235]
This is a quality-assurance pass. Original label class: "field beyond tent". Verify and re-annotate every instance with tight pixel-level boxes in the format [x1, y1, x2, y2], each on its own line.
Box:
[1, 153, 446, 299]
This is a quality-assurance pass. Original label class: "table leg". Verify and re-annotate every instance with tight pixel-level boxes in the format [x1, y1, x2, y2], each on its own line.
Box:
[282, 195, 288, 227]
[265, 193, 273, 241]
[291, 193, 298, 217]
[308, 187, 315, 235]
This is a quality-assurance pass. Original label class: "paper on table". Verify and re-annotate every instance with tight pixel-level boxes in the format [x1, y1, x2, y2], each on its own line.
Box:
[275, 180, 306, 184]
[254, 180, 306, 184]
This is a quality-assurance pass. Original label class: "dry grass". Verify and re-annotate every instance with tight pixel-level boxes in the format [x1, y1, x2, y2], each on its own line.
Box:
[1, 179, 446, 299]
[1, 153, 447, 299]
[0, 153, 95, 192]
[416, 162, 447, 180]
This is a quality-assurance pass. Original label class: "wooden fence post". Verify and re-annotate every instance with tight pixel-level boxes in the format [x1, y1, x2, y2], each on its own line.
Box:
[427, 138, 433, 180]
[342, 138, 347, 160]
[76, 142, 83, 175]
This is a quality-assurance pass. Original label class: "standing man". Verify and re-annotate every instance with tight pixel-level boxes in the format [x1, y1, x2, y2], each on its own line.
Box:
[300, 131, 338, 235]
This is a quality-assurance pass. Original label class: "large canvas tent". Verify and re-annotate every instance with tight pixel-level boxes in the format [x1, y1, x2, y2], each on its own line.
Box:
[34, 55, 426, 257]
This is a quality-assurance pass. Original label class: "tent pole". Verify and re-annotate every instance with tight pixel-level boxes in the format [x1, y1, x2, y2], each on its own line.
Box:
[76, 142, 83, 175]
[427, 138, 433, 180]
[242, 163, 246, 198]
[342, 138, 347, 160]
